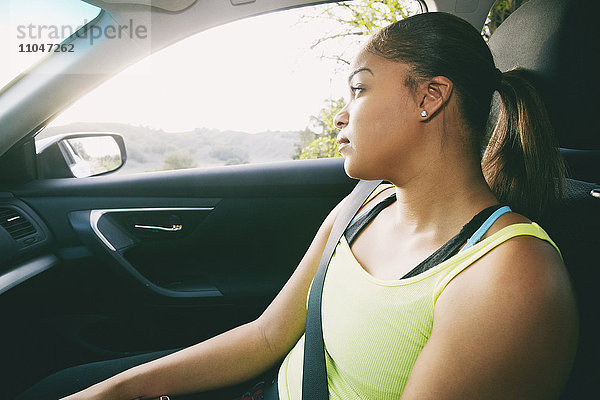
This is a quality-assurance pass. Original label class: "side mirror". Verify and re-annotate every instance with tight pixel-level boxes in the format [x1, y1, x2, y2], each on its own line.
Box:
[36, 133, 127, 178]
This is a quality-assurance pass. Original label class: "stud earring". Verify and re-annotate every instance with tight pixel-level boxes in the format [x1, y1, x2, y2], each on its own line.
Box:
[420, 110, 428, 117]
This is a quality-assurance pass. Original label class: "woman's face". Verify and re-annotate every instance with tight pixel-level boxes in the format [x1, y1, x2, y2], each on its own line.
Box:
[334, 50, 426, 182]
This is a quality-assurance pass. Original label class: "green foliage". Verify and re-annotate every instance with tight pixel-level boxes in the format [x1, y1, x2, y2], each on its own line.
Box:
[299, 136, 341, 160]
[324, 0, 412, 35]
[42, 123, 300, 174]
[297, 0, 526, 160]
[483, 0, 529, 40]
[309, 98, 346, 139]
[161, 150, 197, 170]
[98, 155, 122, 173]
[42, 2, 526, 171]
[293, 128, 317, 160]
[71, 141, 90, 160]
[209, 145, 249, 165]
[295, 99, 345, 160]
[297, 1, 415, 159]
[147, 143, 176, 154]
[304, 0, 418, 65]
[126, 145, 147, 163]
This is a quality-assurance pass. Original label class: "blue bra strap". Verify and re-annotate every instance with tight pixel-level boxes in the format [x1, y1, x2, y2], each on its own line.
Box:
[459, 205, 512, 252]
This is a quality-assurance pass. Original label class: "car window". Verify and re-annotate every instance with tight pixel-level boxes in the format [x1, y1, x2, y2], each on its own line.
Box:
[482, 0, 530, 40]
[0, 0, 101, 90]
[40, 1, 422, 174]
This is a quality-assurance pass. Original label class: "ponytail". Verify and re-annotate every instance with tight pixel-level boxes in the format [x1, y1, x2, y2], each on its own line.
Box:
[367, 14, 565, 219]
[482, 68, 566, 219]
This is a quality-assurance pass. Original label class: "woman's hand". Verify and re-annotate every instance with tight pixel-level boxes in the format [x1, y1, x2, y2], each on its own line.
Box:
[60, 380, 170, 400]
[59, 382, 112, 400]
[58, 197, 347, 400]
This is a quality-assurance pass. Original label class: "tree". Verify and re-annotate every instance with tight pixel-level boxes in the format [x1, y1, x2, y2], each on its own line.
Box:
[161, 151, 197, 170]
[296, 0, 528, 160]
[293, 128, 317, 160]
[309, 98, 346, 139]
[98, 155, 122, 173]
[482, 0, 529, 41]
[295, 98, 345, 160]
[209, 145, 249, 165]
[298, 136, 341, 160]
[302, 0, 418, 65]
[296, 1, 416, 159]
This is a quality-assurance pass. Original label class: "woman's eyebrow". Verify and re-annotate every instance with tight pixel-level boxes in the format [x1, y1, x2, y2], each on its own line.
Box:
[348, 67, 374, 83]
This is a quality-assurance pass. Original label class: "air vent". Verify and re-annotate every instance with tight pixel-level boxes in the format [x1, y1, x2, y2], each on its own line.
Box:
[0, 208, 37, 240]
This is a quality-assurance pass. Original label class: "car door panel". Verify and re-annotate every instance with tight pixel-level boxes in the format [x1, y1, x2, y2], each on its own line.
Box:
[68, 208, 224, 298]
[14, 158, 353, 298]
[1, 158, 353, 398]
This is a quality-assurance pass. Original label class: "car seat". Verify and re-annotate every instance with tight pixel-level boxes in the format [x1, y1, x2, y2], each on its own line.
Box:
[487, 0, 600, 397]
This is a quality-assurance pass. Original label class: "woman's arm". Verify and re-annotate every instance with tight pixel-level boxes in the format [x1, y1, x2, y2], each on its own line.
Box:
[400, 235, 578, 400]
[62, 197, 348, 400]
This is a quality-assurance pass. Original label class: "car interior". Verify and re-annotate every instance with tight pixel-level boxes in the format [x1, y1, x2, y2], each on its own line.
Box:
[0, 0, 597, 399]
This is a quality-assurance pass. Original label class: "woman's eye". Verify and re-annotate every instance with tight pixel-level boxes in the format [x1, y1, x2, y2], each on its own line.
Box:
[350, 86, 364, 98]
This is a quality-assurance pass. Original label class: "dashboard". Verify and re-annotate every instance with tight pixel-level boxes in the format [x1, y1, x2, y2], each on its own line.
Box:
[0, 197, 54, 295]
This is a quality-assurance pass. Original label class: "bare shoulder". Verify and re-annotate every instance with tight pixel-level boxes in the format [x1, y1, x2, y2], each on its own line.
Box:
[458, 211, 568, 294]
[456, 210, 569, 301]
[440, 211, 575, 327]
[410, 214, 579, 399]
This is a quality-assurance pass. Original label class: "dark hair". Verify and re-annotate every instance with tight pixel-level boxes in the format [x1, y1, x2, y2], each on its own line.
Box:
[366, 12, 565, 219]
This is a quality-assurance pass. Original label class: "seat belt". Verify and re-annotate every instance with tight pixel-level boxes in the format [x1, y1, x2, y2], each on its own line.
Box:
[302, 179, 382, 400]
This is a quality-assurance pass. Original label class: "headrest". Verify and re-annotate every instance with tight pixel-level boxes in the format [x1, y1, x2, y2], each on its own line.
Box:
[488, 0, 600, 150]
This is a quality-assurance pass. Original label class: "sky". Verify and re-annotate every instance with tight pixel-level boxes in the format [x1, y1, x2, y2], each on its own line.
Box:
[1, 0, 366, 134]
[53, 8, 355, 133]
[0, 0, 101, 88]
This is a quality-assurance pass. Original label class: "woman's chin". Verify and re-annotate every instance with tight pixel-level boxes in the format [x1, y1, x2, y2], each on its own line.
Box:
[342, 158, 357, 178]
[343, 158, 390, 182]
[343, 159, 370, 181]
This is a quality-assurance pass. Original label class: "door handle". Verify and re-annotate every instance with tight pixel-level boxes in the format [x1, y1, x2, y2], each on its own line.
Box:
[134, 224, 183, 232]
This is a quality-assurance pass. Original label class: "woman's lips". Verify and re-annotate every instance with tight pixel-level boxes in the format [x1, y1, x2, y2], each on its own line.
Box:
[337, 135, 350, 153]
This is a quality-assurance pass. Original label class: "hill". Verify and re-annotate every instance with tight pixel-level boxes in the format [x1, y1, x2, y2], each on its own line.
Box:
[41, 122, 302, 174]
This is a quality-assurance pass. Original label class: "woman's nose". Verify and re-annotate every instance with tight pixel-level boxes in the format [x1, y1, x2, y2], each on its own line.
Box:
[333, 106, 348, 129]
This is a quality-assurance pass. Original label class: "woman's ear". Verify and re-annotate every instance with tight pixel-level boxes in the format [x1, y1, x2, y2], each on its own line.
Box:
[418, 76, 453, 120]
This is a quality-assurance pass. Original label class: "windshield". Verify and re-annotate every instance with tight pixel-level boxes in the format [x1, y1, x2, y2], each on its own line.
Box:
[0, 0, 101, 90]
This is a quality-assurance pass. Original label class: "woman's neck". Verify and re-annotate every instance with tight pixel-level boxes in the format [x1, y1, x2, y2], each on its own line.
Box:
[388, 154, 498, 237]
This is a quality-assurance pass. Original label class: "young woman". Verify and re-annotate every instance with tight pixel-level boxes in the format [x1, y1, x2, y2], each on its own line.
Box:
[21, 12, 577, 400]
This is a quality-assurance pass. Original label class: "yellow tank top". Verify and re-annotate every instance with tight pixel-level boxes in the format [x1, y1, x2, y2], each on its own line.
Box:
[277, 222, 560, 399]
